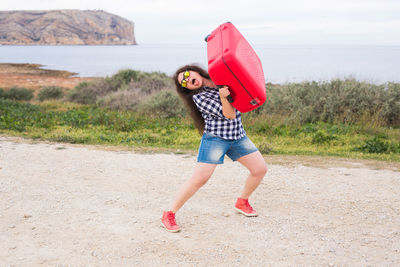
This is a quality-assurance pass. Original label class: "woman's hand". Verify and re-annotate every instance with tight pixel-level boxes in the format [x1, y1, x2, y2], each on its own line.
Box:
[219, 86, 231, 98]
[219, 86, 236, 119]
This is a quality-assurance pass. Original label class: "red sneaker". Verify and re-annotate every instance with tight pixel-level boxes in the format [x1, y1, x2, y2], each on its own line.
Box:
[161, 211, 181, 233]
[234, 198, 258, 217]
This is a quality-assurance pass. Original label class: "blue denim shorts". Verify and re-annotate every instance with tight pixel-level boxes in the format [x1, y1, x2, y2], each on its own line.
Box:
[197, 133, 259, 164]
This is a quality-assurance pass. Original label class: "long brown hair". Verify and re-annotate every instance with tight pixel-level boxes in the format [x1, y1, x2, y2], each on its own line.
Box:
[173, 64, 211, 135]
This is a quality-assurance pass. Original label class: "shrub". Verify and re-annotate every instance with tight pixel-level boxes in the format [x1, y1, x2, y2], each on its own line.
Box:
[105, 69, 172, 92]
[67, 70, 174, 109]
[355, 136, 389, 154]
[96, 90, 143, 111]
[67, 82, 91, 104]
[105, 69, 141, 89]
[0, 88, 4, 98]
[67, 79, 115, 104]
[263, 79, 399, 127]
[137, 90, 186, 118]
[130, 76, 167, 94]
[381, 83, 400, 126]
[2, 87, 34, 101]
[38, 86, 65, 101]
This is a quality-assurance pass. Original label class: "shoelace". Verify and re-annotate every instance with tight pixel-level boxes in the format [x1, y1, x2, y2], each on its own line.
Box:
[244, 200, 254, 212]
[167, 213, 177, 226]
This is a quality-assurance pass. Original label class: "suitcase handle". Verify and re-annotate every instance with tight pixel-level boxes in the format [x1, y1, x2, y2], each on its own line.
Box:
[217, 85, 234, 103]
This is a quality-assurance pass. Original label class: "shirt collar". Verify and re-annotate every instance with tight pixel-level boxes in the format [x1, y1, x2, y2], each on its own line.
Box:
[203, 86, 218, 91]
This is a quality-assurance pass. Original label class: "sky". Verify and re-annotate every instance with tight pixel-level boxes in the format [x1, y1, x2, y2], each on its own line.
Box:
[1, 0, 400, 45]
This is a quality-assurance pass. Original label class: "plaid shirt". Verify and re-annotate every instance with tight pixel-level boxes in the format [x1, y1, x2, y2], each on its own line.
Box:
[192, 87, 246, 140]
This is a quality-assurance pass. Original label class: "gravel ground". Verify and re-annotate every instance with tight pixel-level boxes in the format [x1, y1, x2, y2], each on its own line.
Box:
[1, 135, 399, 266]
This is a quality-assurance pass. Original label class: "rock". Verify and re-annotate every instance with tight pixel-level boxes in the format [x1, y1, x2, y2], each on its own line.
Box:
[0, 10, 137, 45]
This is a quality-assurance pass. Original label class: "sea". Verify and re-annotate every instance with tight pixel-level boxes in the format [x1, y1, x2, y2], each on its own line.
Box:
[0, 44, 399, 84]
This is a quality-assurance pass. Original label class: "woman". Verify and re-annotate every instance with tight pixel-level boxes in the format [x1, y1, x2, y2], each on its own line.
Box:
[162, 64, 267, 232]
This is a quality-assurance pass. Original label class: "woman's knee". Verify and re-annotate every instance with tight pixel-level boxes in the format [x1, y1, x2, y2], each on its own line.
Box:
[190, 163, 216, 188]
[252, 163, 268, 177]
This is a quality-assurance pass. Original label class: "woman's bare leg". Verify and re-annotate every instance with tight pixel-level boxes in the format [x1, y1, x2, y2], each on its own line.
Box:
[170, 162, 217, 213]
[237, 151, 267, 199]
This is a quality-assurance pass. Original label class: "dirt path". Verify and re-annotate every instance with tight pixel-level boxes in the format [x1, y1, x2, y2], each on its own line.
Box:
[1, 135, 399, 266]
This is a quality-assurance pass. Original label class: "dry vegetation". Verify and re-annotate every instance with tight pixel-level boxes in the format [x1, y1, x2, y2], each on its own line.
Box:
[0, 63, 97, 93]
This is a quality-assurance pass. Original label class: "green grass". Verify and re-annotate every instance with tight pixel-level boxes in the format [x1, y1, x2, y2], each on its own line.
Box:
[1, 99, 399, 162]
[0, 99, 199, 148]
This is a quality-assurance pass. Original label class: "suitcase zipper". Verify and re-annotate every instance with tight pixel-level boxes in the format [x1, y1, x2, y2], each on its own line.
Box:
[219, 25, 258, 106]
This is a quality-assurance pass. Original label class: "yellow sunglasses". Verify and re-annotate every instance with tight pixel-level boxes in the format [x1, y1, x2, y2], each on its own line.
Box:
[181, 70, 190, 88]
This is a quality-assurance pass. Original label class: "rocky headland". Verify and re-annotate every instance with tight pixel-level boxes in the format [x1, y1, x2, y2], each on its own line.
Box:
[0, 10, 136, 45]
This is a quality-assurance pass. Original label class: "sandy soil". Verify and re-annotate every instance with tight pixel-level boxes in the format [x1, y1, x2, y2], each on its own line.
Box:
[0, 63, 96, 92]
[1, 135, 399, 266]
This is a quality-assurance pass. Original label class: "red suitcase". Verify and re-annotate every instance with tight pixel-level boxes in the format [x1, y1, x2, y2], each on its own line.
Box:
[205, 22, 266, 113]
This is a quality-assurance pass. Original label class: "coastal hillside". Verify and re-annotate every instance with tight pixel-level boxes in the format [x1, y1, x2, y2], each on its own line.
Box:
[0, 10, 137, 45]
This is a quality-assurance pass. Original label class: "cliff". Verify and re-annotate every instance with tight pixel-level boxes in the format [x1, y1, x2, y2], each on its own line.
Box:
[0, 10, 137, 45]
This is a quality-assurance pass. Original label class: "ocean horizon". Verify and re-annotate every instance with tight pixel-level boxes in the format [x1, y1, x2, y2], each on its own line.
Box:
[1, 44, 399, 84]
